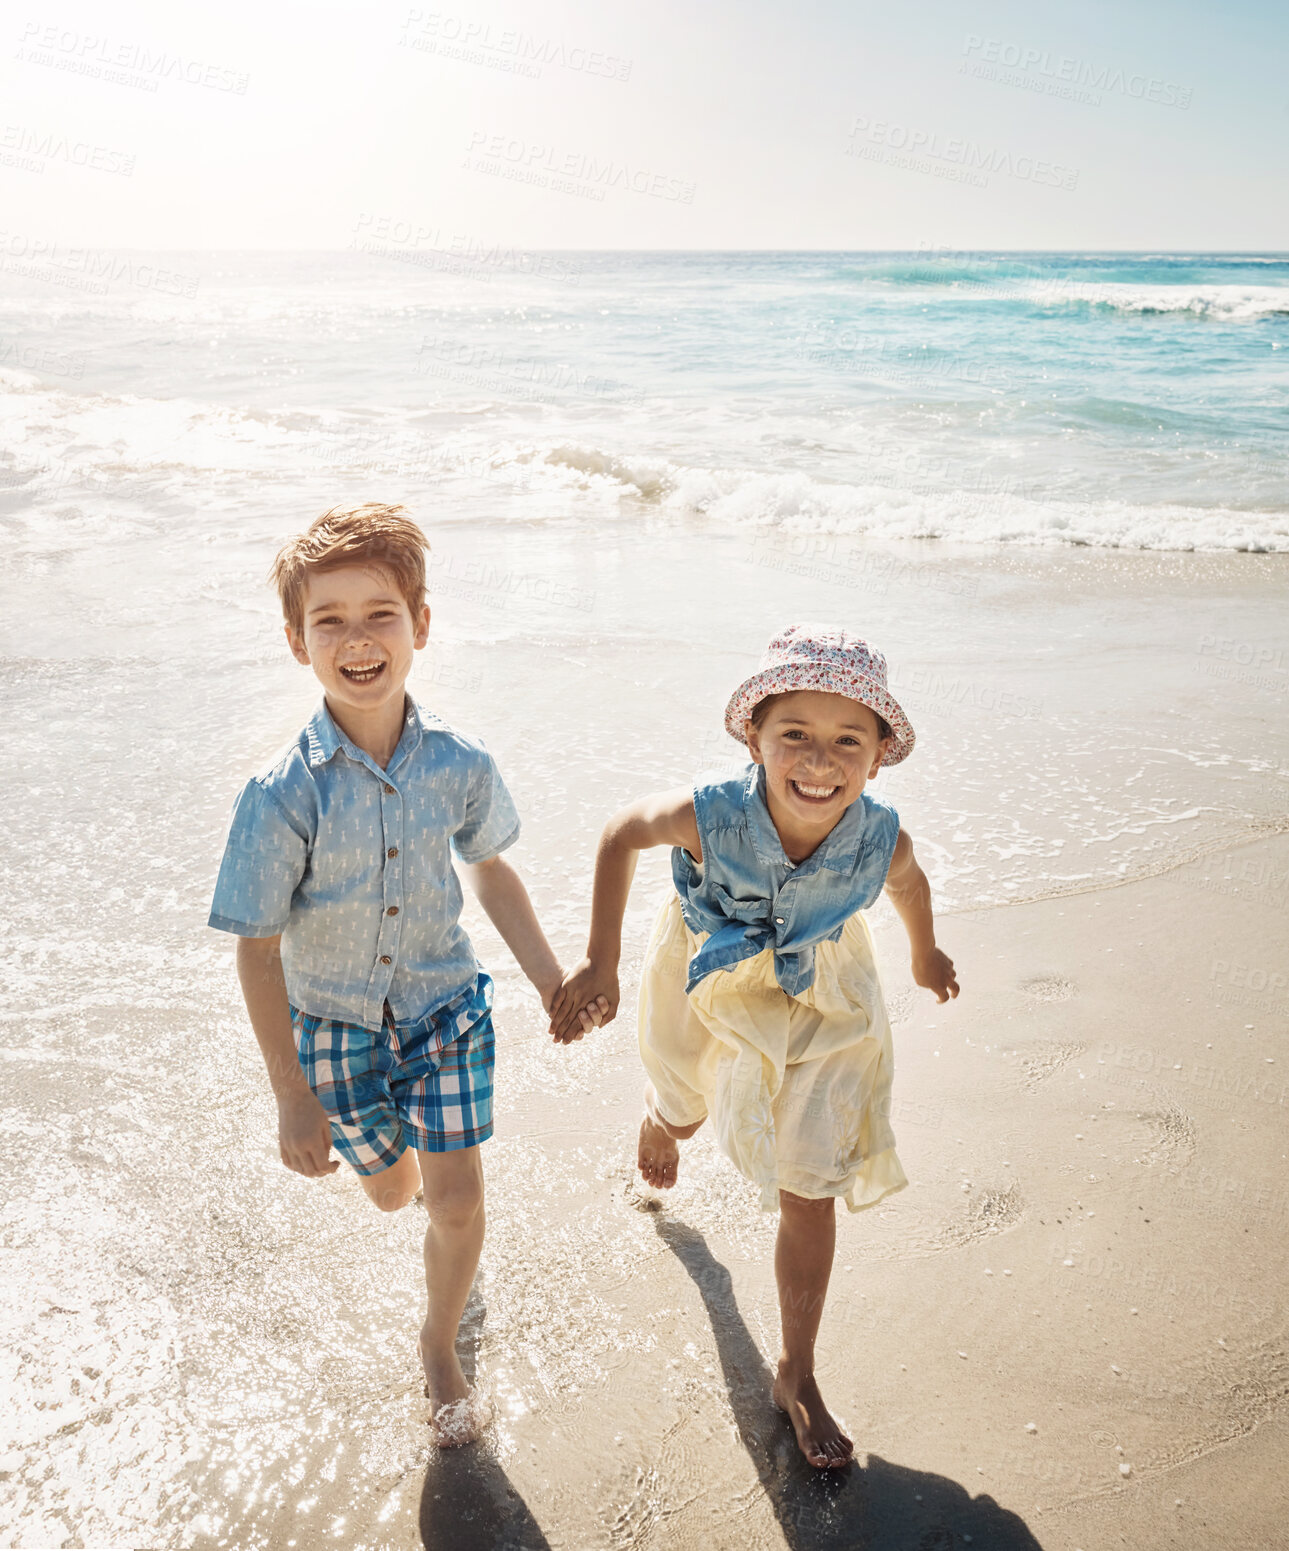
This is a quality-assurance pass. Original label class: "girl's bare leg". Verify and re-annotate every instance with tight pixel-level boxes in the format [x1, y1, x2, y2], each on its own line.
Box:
[638, 1083, 704, 1187]
[771, 1190, 853, 1468]
[415, 1146, 487, 1444]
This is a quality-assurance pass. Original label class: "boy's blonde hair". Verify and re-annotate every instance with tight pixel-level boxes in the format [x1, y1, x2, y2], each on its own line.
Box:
[270, 502, 430, 635]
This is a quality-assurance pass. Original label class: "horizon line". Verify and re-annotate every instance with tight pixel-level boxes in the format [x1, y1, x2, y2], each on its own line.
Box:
[21, 246, 1289, 256]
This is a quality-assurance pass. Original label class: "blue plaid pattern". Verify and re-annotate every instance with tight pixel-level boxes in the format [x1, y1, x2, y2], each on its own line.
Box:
[289, 970, 495, 1172]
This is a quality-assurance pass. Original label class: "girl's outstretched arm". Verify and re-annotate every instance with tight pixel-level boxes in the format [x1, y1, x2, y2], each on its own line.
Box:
[884, 828, 960, 1003]
[548, 787, 700, 1043]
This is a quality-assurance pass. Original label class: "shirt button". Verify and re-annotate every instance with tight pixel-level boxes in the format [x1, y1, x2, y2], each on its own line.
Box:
[387, 905, 399, 916]
[384, 783, 395, 794]
[775, 916, 785, 925]
[380, 954, 391, 965]
[387, 846, 398, 858]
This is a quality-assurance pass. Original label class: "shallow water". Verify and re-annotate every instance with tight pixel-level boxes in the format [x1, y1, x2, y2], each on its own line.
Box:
[2, 515, 1287, 1544]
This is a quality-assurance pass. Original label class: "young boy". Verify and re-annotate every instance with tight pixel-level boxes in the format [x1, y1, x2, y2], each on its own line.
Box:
[208, 502, 601, 1445]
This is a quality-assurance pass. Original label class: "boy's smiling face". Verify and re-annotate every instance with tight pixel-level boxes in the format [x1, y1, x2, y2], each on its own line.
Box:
[285, 562, 430, 717]
[745, 689, 890, 853]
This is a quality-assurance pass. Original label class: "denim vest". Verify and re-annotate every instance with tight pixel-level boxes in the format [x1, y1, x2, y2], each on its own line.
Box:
[672, 764, 900, 996]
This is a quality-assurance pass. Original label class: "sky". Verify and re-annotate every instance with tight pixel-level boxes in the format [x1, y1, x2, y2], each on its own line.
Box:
[1, 0, 1285, 250]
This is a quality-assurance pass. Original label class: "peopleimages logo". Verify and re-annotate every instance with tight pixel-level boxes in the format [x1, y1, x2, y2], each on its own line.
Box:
[0, 232, 199, 297]
[17, 21, 250, 93]
[465, 130, 696, 203]
[846, 116, 1079, 190]
[351, 213, 583, 283]
[400, 10, 632, 81]
[2, 123, 135, 176]
[962, 35, 1191, 109]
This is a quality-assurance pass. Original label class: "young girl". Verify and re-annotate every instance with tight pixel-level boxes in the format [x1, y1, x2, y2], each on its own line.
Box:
[549, 624, 958, 1469]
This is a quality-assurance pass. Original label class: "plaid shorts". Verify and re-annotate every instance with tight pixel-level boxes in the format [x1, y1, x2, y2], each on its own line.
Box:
[288, 971, 495, 1174]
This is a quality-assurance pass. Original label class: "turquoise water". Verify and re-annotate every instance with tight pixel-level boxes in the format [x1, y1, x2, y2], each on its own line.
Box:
[2, 249, 1286, 550]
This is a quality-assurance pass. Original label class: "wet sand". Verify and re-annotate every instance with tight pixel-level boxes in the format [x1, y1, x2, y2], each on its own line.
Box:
[1, 529, 1286, 1548]
[424, 831, 1289, 1551]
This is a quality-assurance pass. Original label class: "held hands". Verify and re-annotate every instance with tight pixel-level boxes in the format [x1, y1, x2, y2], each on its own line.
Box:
[277, 1089, 340, 1177]
[548, 956, 619, 1044]
[913, 947, 960, 1004]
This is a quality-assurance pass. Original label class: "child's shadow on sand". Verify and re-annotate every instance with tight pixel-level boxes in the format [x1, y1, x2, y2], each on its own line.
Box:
[417, 1284, 552, 1551]
[655, 1217, 1047, 1551]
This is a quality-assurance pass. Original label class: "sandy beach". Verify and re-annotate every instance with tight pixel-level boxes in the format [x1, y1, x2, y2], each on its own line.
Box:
[2, 521, 1286, 1549]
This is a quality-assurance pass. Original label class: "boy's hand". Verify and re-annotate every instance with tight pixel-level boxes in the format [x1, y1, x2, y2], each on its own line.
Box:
[535, 967, 608, 1043]
[277, 1089, 340, 1177]
[549, 957, 618, 1044]
[912, 948, 959, 1004]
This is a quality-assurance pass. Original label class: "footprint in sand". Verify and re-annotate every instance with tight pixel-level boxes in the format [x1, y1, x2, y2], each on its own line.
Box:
[1093, 1099, 1199, 1211]
[624, 1181, 665, 1213]
[1018, 973, 1076, 1003]
[1127, 1344, 1289, 1479]
[866, 1183, 1026, 1261]
[1133, 1101, 1197, 1173]
[1013, 1040, 1086, 1089]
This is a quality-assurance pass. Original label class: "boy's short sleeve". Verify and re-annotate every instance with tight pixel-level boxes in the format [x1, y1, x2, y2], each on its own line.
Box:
[451, 748, 521, 864]
[208, 778, 309, 937]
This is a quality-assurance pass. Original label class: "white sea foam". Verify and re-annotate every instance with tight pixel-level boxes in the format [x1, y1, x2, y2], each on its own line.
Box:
[3, 370, 1285, 554]
[1014, 280, 1289, 320]
[530, 445, 1287, 552]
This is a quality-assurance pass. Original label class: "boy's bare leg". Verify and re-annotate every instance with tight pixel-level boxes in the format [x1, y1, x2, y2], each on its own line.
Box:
[638, 1083, 704, 1188]
[356, 1147, 422, 1212]
[772, 1190, 853, 1468]
[415, 1145, 486, 1442]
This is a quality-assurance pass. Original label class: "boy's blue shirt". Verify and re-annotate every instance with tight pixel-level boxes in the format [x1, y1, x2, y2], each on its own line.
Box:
[208, 694, 520, 1030]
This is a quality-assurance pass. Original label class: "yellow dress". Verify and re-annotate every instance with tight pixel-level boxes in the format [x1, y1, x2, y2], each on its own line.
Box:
[638, 890, 907, 1213]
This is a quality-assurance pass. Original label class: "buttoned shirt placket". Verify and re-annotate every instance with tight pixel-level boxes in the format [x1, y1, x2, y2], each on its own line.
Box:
[368, 770, 403, 1027]
[337, 707, 421, 1029]
[746, 765, 865, 995]
[745, 770, 806, 991]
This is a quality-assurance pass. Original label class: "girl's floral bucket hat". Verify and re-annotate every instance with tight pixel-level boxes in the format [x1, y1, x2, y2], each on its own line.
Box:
[723, 623, 915, 766]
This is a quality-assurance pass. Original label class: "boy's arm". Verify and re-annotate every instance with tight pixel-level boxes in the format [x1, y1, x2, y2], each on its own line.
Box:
[456, 853, 576, 1018]
[883, 828, 959, 1003]
[235, 935, 339, 1176]
[548, 787, 700, 1042]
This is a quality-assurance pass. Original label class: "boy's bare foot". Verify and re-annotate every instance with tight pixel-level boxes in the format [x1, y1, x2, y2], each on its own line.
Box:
[638, 1113, 680, 1188]
[772, 1365, 854, 1468]
[420, 1341, 489, 1447]
[429, 1389, 494, 1448]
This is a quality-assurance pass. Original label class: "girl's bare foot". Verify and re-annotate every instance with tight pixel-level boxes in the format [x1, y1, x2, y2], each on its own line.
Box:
[772, 1365, 854, 1468]
[638, 1113, 680, 1188]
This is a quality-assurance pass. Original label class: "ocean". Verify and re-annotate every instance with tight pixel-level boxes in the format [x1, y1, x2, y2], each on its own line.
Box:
[3, 248, 1287, 563]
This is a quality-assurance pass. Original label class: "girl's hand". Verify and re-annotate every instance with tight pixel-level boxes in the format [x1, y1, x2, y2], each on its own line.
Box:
[549, 957, 619, 1044]
[913, 947, 959, 1004]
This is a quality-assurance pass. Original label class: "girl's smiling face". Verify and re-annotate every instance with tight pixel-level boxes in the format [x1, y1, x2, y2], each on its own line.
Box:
[285, 562, 430, 716]
[744, 689, 890, 848]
